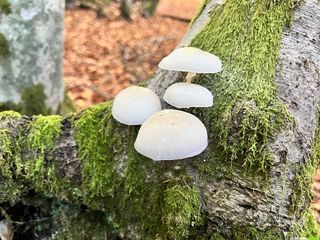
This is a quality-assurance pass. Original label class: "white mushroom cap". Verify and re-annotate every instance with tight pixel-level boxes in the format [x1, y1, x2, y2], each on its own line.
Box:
[164, 83, 213, 108]
[112, 86, 161, 125]
[158, 47, 222, 73]
[134, 109, 208, 160]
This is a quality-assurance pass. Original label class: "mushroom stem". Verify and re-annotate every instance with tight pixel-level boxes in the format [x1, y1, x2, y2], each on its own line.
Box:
[186, 72, 196, 83]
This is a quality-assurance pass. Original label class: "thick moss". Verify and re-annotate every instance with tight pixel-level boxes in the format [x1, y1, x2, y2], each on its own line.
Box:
[19, 115, 63, 196]
[0, 111, 25, 204]
[0, 0, 11, 15]
[0, 33, 9, 56]
[73, 102, 203, 238]
[191, 0, 295, 174]
[298, 210, 320, 239]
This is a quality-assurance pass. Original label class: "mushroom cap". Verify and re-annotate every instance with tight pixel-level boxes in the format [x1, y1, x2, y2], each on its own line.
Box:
[163, 82, 213, 108]
[134, 109, 208, 160]
[158, 47, 222, 73]
[112, 86, 161, 125]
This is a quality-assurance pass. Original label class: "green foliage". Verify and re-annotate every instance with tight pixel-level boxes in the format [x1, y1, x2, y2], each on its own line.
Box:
[0, 0, 11, 15]
[191, 0, 295, 174]
[0, 33, 9, 56]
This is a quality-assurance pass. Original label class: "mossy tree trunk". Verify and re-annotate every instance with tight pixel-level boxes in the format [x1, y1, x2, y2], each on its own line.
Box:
[0, 0, 320, 239]
[0, 0, 65, 115]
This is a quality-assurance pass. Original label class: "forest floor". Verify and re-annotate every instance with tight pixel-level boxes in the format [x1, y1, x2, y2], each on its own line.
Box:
[64, 0, 201, 109]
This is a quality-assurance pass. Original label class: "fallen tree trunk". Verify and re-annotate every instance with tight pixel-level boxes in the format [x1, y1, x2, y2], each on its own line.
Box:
[0, 0, 320, 239]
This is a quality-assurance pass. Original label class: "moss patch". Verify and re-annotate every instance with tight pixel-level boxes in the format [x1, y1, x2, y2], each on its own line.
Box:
[0, 84, 51, 116]
[191, 0, 295, 174]
[19, 115, 63, 196]
[0, 111, 25, 204]
[0, 33, 9, 56]
[0, 0, 11, 15]
[289, 110, 320, 234]
[72, 102, 204, 238]
[298, 209, 320, 239]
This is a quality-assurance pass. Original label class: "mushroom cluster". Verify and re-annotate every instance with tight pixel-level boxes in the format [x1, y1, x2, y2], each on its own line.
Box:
[112, 47, 222, 161]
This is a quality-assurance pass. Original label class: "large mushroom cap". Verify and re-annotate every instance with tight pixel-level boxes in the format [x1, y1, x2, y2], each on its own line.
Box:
[158, 47, 222, 73]
[112, 86, 161, 125]
[134, 109, 208, 160]
[164, 82, 213, 108]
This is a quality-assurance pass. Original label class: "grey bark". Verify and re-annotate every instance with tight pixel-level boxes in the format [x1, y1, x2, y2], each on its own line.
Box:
[0, 0, 65, 112]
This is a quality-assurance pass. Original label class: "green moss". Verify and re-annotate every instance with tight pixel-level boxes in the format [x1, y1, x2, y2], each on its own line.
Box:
[20, 84, 51, 115]
[0, 0, 11, 14]
[74, 102, 123, 203]
[0, 84, 51, 116]
[20, 114, 63, 196]
[163, 179, 203, 239]
[191, 0, 295, 174]
[298, 210, 320, 239]
[0, 111, 25, 204]
[0, 33, 9, 56]
[289, 110, 320, 232]
[73, 102, 204, 238]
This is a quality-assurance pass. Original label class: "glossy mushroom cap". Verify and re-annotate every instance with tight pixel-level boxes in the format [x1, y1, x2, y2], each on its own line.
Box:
[158, 47, 222, 73]
[112, 86, 161, 125]
[134, 109, 208, 160]
[163, 82, 213, 108]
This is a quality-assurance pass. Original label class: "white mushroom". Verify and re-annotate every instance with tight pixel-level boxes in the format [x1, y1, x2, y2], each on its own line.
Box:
[134, 109, 208, 160]
[112, 86, 161, 125]
[158, 47, 221, 108]
[163, 82, 213, 108]
[158, 46, 222, 82]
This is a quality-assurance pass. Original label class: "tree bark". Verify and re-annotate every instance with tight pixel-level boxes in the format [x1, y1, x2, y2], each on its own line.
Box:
[0, 0, 65, 114]
[0, 0, 320, 239]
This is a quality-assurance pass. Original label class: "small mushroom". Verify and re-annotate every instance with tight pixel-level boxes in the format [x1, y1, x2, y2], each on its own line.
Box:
[163, 82, 213, 108]
[159, 47, 221, 108]
[112, 86, 161, 125]
[158, 46, 222, 82]
[134, 109, 208, 160]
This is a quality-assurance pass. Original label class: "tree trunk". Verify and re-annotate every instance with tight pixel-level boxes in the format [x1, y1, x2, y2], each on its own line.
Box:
[141, 0, 159, 17]
[0, 0, 320, 239]
[0, 0, 65, 114]
[120, 0, 132, 21]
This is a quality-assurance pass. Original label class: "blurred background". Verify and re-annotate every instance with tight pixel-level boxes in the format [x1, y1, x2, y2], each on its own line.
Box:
[64, 0, 201, 109]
